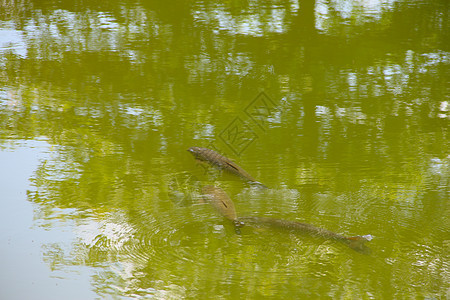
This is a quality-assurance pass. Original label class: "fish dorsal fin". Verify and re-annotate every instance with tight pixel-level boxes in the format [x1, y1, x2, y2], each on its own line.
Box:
[225, 161, 240, 171]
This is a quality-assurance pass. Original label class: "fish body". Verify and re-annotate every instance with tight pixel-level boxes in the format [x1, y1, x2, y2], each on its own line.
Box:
[188, 147, 266, 188]
[201, 186, 244, 233]
[200, 185, 372, 253]
[237, 216, 373, 254]
[202, 186, 237, 221]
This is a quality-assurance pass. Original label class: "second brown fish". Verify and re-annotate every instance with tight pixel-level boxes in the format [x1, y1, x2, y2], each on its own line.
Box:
[201, 185, 244, 232]
[188, 147, 266, 188]
[236, 216, 373, 254]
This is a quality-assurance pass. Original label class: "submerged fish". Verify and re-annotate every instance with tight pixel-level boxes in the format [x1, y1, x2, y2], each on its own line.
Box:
[201, 186, 372, 253]
[237, 216, 373, 254]
[188, 147, 266, 188]
[201, 186, 244, 233]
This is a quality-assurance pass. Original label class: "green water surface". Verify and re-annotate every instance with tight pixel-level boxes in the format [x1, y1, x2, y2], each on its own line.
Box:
[0, 0, 449, 299]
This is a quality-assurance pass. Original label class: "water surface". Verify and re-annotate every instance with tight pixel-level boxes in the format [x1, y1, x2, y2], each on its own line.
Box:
[1, 0, 449, 299]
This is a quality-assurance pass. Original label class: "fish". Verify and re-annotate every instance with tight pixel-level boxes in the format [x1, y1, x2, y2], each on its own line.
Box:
[237, 216, 373, 254]
[188, 147, 266, 188]
[201, 185, 244, 233]
[201, 185, 372, 253]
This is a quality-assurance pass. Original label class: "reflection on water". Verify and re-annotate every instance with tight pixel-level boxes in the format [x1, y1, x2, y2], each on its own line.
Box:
[0, 140, 99, 300]
[23, 142, 448, 298]
[1, 0, 449, 298]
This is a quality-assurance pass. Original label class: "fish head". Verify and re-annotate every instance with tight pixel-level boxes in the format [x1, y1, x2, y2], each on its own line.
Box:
[187, 147, 197, 153]
[187, 147, 201, 157]
[188, 147, 208, 162]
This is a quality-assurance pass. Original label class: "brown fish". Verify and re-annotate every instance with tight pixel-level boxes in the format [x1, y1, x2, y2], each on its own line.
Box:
[237, 216, 373, 254]
[200, 186, 372, 253]
[201, 186, 244, 232]
[188, 147, 266, 188]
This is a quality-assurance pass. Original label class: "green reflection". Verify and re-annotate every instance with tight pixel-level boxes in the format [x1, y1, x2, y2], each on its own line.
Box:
[0, 0, 449, 298]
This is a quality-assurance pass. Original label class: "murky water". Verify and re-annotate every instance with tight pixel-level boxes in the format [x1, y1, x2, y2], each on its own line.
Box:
[1, 0, 449, 299]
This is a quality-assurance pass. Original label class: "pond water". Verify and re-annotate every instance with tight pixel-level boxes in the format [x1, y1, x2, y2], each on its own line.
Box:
[1, 0, 449, 299]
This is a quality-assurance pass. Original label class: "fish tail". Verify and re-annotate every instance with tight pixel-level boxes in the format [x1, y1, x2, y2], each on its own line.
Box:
[250, 181, 268, 189]
[346, 234, 373, 254]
